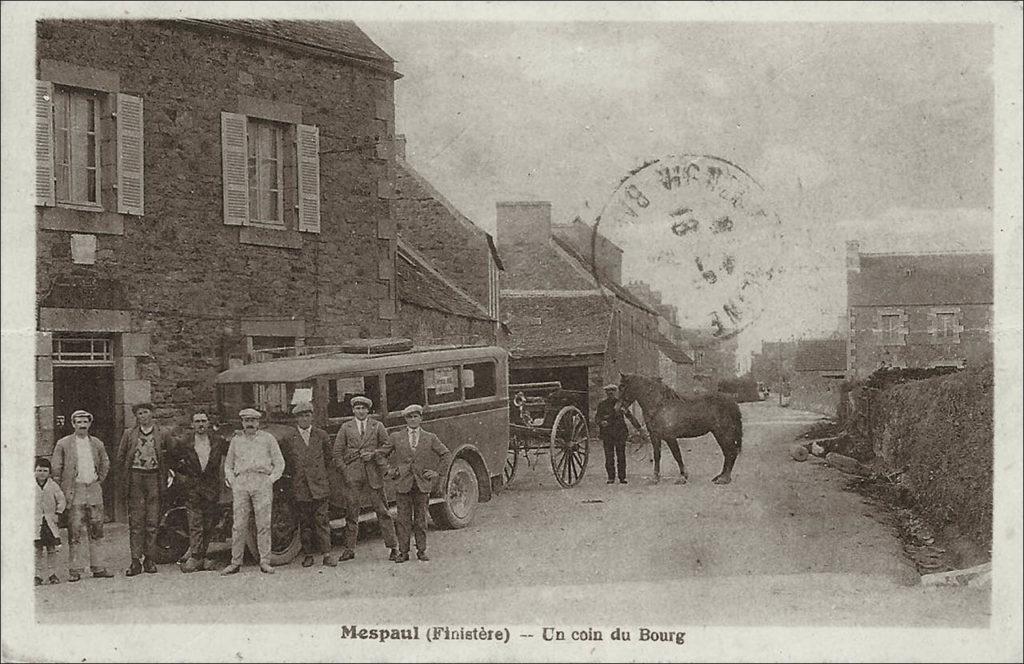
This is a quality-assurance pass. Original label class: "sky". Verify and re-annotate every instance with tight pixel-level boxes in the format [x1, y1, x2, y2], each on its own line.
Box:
[361, 18, 995, 365]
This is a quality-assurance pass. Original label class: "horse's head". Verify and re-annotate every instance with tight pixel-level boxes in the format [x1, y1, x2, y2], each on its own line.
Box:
[618, 372, 640, 406]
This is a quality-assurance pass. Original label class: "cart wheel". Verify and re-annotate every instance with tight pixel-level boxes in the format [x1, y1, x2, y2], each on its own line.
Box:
[504, 437, 520, 488]
[151, 507, 190, 564]
[550, 406, 590, 488]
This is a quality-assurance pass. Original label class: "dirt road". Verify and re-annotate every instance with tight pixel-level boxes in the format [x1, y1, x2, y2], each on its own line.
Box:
[35, 402, 989, 629]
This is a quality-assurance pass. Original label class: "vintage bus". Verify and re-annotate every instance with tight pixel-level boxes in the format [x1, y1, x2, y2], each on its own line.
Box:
[156, 339, 509, 565]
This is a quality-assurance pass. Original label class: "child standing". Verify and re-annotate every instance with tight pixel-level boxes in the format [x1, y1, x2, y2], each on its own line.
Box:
[35, 457, 66, 585]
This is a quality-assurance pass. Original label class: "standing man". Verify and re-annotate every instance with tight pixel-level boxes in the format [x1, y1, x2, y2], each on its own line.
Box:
[596, 384, 641, 485]
[116, 402, 173, 576]
[279, 402, 336, 568]
[332, 396, 399, 562]
[177, 410, 229, 573]
[50, 409, 115, 582]
[221, 408, 284, 576]
[386, 404, 451, 563]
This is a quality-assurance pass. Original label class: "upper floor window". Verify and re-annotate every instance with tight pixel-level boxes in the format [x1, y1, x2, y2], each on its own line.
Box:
[36, 73, 143, 216]
[53, 87, 101, 207]
[221, 110, 320, 234]
[247, 119, 285, 226]
[879, 312, 907, 346]
[936, 312, 956, 339]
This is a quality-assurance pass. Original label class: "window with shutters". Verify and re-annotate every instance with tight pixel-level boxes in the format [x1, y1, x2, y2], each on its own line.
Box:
[36, 74, 144, 218]
[221, 110, 320, 236]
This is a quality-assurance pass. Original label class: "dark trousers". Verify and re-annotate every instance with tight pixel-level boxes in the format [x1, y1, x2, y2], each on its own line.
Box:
[344, 482, 398, 551]
[396, 487, 429, 554]
[185, 494, 220, 561]
[603, 437, 627, 481]
[128, 470, 161, 561]
[297, 498, 331, 555]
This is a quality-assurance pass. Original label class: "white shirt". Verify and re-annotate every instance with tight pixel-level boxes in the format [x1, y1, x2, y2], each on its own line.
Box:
[194, 434, 211, 471]
[298, 426, 311, 446]
[356, 419, 366, 437]
[407, 427, 420, 451]
[74, 435, 97, 484]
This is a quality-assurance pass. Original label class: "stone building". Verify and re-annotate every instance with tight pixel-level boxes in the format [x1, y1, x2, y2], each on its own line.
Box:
[790, 339, 848, 415]
[497, 204, 659, 417]
[33, 20, 457, 515]
[625, 281, 696, 393]
[845, 241, 993, 379]
[391, 135, 503, 345]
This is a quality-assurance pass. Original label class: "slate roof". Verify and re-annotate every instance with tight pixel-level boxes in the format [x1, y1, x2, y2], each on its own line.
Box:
[549, 235, 659, 315]
[500, 239, 596, 291]
[655, 333, 694, 365]
[503, 294, 612, 358]
[849, 252, 993, 307]
[794, 339, 847, 373]
[396, 252, 492, 322]
[196, 19, 394, 64]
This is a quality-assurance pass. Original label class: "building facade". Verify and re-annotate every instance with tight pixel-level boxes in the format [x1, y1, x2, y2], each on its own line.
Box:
[34, 20, 408, 514]
[497, 203, 659, 417]
[845, 241, 994, 379]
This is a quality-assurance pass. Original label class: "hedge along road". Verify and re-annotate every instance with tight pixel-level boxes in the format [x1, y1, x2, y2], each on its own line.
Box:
[36, 401, 988, 627]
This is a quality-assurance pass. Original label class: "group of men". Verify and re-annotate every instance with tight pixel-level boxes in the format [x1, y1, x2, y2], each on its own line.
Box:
[37, 396, 452, 583]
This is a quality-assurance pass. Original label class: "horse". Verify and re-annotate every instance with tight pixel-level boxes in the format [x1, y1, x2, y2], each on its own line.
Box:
[617, 373, 743, 484]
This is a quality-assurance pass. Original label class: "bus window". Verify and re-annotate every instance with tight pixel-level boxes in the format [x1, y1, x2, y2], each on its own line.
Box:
[386, 370, 424, 413]
[328, 375, 382, 418]
[426, 366, 461, 405]
[462, 361, 496, 399]
[254, 382, 313, 420]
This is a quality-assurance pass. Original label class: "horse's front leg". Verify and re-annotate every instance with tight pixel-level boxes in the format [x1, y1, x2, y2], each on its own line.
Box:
[665, 439, 688, 484]
[650, 436, 663, 484]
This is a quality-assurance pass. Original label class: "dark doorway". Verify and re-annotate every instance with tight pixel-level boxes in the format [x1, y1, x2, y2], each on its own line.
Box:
[510, 365, 591, 418]
[52, 364, 117, 518]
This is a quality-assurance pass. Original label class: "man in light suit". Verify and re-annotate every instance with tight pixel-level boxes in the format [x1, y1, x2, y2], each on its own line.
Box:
[278, 401, 336, 568]
[332, 395, 399, 562]
[386, 404, 451, 563]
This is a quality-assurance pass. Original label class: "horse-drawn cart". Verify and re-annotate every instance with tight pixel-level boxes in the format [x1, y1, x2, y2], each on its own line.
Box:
[504, 381, 591, 488]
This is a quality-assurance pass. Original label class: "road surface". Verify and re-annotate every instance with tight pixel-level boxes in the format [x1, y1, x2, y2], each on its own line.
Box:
[34, 401, 989, 629]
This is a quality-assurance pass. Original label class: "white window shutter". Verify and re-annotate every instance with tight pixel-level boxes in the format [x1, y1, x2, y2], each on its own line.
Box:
[116, 94, 144, 215]
[296, 124, 321, 233]
[36, 81, 55, 207]
[221, 112, 249, 226]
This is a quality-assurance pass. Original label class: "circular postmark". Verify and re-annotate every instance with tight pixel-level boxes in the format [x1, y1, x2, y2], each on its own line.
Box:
[593, 154, 785, 339]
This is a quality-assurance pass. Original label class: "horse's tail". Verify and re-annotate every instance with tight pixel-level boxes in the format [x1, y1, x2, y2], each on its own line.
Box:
[734, 404, 743, 451]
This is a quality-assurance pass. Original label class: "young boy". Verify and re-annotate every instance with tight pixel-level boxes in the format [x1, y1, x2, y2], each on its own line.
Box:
[35, 457, 66, 585]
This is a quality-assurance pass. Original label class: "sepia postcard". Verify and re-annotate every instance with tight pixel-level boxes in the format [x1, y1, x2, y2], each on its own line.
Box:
[1, 1, 1021, 662]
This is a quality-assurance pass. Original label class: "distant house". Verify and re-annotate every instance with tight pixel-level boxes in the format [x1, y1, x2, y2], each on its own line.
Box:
[625, 281, 697, 393]
[497, 203, 660, 417]
[791, 338, 847, 414]
[845, 241, 993, 379]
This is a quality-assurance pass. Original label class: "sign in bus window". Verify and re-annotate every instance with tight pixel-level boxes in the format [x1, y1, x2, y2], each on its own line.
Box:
[385, 370, 424, 413]
[427, 366, 461, 405]
[463, 361, 496, 399]
[328, 375, 381, 418]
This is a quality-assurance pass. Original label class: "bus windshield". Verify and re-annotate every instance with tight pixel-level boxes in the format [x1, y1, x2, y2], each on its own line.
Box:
[218, 381, 314, 421]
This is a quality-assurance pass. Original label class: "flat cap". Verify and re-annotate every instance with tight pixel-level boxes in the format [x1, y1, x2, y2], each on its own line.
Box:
[291, 401, 314, 414]
[350, 396, 373, 408]
[603, 384, 619, 391]
[239, 408, 262, 419]
[401, 404, 424, 417]
[70, 409, 93, 421]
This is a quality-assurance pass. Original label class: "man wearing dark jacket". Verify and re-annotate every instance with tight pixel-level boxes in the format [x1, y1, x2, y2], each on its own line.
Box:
[116, 402, 174, 576]
[596, 384, 641, 485]
[177, 410, 229, 573]
[279, 401, 336, 568]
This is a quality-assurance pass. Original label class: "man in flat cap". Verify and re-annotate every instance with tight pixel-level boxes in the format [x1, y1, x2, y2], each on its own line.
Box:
[50, 410, 114, 582]
[386, 404, 451, 563]
[116, 402, 175, 576]
[332, 395, 398, 562]
[278, 401, 335, 568]
[221, 408, 285, 575]
[596, 384, 641, 485]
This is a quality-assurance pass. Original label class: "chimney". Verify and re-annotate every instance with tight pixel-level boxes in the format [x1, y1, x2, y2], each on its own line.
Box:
[394, 134, 407, 160]
[846, 240, 861, 272]
[496, 201, 552, 251]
